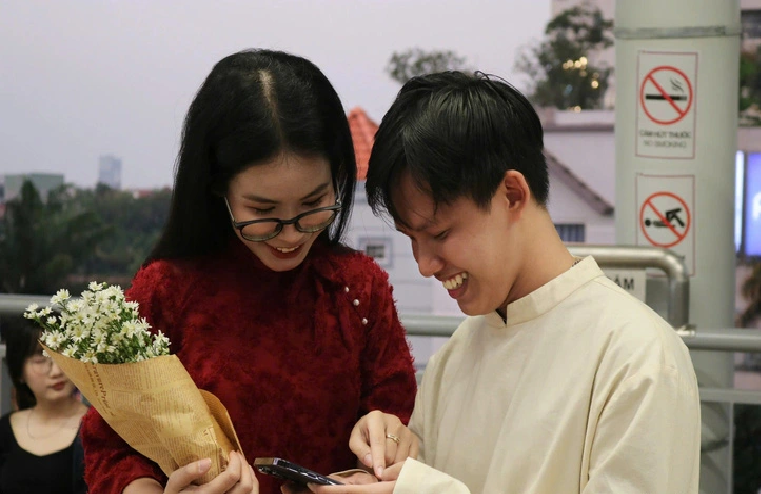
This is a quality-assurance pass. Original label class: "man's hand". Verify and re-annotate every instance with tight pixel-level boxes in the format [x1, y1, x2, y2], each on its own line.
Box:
[350, 412, 418, 478]
[280, 469, 379, 494]
[307, 463, 403, 494]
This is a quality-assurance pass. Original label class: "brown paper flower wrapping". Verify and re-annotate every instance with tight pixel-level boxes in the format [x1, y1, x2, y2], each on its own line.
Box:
[44, 345, 242, 484]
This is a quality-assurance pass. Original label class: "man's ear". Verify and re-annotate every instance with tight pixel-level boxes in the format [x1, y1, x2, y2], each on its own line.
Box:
[498, 170, 532, 215]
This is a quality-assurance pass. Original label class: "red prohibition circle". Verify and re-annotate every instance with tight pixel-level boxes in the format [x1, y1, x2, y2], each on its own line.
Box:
[639, 191, 691, 248]
[639, 66, 693, 126]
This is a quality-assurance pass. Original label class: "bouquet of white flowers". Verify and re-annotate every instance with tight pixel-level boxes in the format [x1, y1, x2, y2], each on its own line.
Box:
[26, 283, 171, 363]
[25, 282, 241, 484]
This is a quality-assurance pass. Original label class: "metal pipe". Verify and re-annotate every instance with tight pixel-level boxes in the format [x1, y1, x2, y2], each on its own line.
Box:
[679, 328, 761, 353]
[401, 314, 463, 337]
[3, 293, 760, 354]
[0, 294, 52, 316]
[401, 316, 761, 357]
[567, 245, 690, 329]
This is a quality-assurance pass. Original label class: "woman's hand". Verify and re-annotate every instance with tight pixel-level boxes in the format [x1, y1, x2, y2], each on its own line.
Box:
[349, 411, 418, 478]
[163, 452, 258, 493]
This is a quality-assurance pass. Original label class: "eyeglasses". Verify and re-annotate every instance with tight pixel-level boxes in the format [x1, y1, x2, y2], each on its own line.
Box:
[28, 355, 54, 374]
[224, 198, 342, 242]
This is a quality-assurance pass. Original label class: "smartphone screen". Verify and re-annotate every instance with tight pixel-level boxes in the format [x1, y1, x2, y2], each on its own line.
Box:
[253, 457, 344, 486]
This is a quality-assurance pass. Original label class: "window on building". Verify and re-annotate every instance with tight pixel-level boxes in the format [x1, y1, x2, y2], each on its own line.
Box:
[555, 223, 586, 243]
[358, 237, 392, 267]
[743, 10, 761, 41]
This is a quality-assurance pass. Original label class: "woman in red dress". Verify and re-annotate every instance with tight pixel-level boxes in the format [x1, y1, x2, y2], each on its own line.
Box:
[81, 49, 417, 494]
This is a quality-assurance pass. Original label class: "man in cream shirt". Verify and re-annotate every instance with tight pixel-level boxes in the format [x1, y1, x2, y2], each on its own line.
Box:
[312, 71, 701, 494]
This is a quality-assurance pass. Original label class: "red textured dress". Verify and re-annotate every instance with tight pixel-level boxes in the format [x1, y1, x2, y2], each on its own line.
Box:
[80, 240, 417, 494]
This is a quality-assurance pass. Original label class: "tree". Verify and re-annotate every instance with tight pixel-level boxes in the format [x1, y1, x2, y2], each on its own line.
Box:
[738, 262, 761, 328]
[386, 48, 471, 85]
[0, 180, 173, 295]
[739, 47, 761, 125]
[515, 4, 614, 110]
[0, 181, 110, 294]
[734, 262, 761, 494]
[67, 186, 172, 278]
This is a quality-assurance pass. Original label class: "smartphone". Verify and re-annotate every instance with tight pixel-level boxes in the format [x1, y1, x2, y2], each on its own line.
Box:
[253, 457, 344, 486]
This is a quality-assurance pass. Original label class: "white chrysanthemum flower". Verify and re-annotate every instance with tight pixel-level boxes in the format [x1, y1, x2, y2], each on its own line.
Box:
[25, 304, 39, 313]
[66, 299, 85, 313]
[51, 289, 71, 306]
[72, 312, 84, 326]
[92, 319, 108, 335]
[136, 318, 152, 332]
[92, 327, 105, 341]
[103, 286, 121, 300]
[70, 325, 86, 342]
[44, 333, 57, 348]
[62, 345, 76, 358]
[122, 320, 137, 339]
[46, 316, 57, 325]
[82, 351, 97, 364]
[153, 331, 171, 354]
[51, 332, 67, 349]
[88, 281, 104, 292]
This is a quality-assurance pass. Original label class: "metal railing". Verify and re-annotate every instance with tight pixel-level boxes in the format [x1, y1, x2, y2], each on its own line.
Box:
[398, 314, 761, 358]
[0, 294, 50, 317]
[566, 244, 691, 329]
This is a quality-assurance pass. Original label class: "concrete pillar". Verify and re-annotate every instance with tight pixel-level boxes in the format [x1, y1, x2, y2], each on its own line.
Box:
[613, 2, 741, 493]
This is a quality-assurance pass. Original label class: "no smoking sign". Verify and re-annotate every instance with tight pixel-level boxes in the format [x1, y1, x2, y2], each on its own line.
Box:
[636, 51, 698, 159]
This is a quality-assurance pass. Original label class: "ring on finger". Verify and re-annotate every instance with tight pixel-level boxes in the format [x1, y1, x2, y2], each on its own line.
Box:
[386, 433, 400, 445]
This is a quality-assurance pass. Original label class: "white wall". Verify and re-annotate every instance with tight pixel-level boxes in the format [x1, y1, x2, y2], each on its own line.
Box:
[547, 169, 616, 244]
[346, 184, 445, 365]
[738, 126, 761, 152]
[347, 185, 434, 314]
[544, 129, 616, 205]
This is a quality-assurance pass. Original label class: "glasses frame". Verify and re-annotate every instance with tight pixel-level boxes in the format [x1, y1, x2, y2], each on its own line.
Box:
[224, 198, 342, 242]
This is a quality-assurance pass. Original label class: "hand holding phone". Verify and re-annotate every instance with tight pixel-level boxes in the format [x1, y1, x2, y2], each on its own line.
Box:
[253, 457, 343, 487]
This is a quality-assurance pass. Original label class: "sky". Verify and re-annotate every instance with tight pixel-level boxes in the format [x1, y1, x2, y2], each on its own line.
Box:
[0, 0, 550, 189]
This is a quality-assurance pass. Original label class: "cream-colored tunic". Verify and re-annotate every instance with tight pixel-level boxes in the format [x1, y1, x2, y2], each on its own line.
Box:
[395, 257, 700, 494]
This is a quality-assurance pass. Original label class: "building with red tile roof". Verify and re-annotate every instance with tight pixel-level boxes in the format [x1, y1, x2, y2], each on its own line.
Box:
[347, 107, 378, 180]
